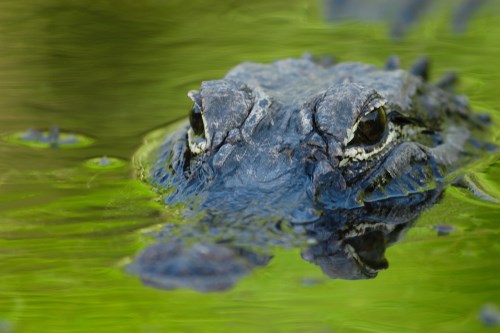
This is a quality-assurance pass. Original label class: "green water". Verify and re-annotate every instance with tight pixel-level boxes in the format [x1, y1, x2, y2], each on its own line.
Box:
[1, 1, 499, 332]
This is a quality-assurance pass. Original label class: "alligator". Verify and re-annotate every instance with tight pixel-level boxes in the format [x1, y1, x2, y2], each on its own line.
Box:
[129, 54, 492, 291]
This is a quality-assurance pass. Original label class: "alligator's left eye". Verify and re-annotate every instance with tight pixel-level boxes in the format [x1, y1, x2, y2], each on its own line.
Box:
[348, 106, 387, 147]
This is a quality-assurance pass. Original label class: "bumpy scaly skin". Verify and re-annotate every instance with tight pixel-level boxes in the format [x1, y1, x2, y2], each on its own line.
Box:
[131, 55, 490, 291]
[152, 55, 480, 223]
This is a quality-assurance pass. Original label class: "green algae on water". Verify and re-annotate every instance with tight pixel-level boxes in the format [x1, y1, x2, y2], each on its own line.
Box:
[4, 128, 94, 149]
[84, 156, 127, 170]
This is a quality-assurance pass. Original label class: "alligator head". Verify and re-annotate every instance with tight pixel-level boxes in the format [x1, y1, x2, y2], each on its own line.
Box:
[150, 55, 488, 223]
[130, 55, 492, 292]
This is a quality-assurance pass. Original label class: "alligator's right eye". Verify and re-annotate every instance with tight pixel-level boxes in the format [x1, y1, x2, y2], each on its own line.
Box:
[189, 104, 204, 136]
[340, 99, 392, 166]
[349, 106, 387, 147]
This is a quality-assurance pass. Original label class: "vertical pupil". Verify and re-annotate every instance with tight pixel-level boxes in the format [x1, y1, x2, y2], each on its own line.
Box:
[189, 104, 204, 136]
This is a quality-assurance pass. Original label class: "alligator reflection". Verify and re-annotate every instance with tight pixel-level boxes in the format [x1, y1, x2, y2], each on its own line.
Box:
[128, 189, 442, 292]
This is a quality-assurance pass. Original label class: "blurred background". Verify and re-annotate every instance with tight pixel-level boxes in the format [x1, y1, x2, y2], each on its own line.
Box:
[0, 1, 499, 332]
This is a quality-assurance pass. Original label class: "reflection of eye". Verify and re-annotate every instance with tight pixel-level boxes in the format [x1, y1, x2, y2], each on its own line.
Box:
[189, 104, 204, 136]
[348, 106, 387, 147]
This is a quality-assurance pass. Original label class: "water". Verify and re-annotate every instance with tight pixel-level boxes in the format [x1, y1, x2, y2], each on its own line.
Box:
[0, 1, 499, 332]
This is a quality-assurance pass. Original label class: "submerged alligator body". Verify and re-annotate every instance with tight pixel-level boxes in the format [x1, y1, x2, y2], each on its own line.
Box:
[130, 55, 491, 291]
[324, 0, 490, 39]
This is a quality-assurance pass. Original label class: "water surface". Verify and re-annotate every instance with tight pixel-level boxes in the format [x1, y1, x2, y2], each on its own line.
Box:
[0, 1, 499, 332]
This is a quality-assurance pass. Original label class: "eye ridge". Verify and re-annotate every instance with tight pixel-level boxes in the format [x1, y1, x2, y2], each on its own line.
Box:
[348, 106, 388, 147]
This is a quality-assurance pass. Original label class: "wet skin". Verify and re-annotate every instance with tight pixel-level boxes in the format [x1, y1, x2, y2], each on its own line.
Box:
[151, 55, 485, 222]
[130, 55, 490, 291]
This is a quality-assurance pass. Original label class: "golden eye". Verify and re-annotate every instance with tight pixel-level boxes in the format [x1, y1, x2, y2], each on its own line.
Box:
[349, 106, 387, 147]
